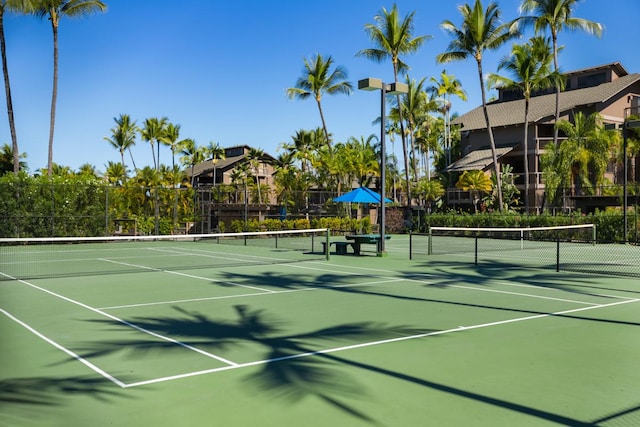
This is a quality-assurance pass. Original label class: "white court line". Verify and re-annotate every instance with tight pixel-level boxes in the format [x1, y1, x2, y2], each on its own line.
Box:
[1, 307, 127, 388]
[99, 258, 274, 293]
[100, 278, 405, 310]
[1, 272, 238, 367]
[122, 297, 639, 388]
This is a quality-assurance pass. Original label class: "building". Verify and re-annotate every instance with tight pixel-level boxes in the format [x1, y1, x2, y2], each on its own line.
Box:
[187, 145, 278, 231]
[448, 62, 640, 212]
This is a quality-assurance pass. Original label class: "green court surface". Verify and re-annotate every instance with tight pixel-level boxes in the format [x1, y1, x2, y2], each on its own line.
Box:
[1, 235, 639, 426]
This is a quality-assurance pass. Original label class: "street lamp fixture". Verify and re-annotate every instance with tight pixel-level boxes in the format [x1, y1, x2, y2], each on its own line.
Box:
[358, 78, 408, 255]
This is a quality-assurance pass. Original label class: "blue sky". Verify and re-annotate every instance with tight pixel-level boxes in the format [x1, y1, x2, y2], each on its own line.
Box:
[3, 0, 639, 172]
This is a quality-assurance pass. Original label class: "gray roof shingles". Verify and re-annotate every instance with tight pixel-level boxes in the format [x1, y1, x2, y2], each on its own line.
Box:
[453, 74, 640, 131]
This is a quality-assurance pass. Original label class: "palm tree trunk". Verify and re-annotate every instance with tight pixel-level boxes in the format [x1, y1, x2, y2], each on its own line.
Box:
[476, 59, 503, 211]
[316, 100, 331, 149]
[47, 20, 59, 177]
[552, 32, 560, 149]
[0, 11, 19, 174]
[523, 98, 530, 214]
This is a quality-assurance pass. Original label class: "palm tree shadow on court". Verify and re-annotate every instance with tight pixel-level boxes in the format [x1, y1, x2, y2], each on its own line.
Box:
[0, 375, 125, 423]
[76, 305, 433, 423]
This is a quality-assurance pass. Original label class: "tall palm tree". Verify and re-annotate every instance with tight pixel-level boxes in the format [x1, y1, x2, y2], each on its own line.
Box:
[429, 70, 467, 167]
[487, 36, 558, 213]
[436, 0, 518, 212]
[518, 0, 603, 148]
[140, 116, 168, 170]
[246, 147, 265, 204]
[206, 141, 225, 187]
[161, 122, 185, 169]
[1, 0, 33, 174]
[104, 113, 138, 173]
[287, 54, 353, 148]
[32, 0, 107, 177]
[357, 4, 431, 209]
[179, 138, 203, 187]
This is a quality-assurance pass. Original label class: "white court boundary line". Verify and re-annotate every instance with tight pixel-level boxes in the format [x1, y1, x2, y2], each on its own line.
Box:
[122, 298, 639, 388]
[1, 307, 127, 388]
[0, 272, 238, 368]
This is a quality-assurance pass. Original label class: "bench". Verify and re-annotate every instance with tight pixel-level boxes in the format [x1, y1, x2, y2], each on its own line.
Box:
[345, 234, 392, 255]
[322, 241, 353, 255]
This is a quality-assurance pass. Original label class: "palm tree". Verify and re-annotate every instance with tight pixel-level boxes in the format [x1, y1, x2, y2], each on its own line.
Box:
[518, 0, 603, 148]
[32, 0, 107, 177]
[246, 147, 265, 204]
[161, 122, 185, 169]
[436, 0, 519, 212]
[357, 4, 431, 210]
[140, 116, 168, 170]
[1, 0, 33, 174]
[206, 141, 225, 187]
[287, 54, 352, 148]
[487, 36, 558, 213]
[429, 70, 467, 167]
[456, 169, 492, 213]
[104, 161, 126, 186]
[104, 113, 138, 174]
[0, 142, 26, 174]
[179, 138, 204, 187]
[344, 134, 380, 187]
[555, 112, 611, 196]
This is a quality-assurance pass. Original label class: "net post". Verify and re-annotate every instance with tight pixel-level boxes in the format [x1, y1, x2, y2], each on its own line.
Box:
[592, 224, 596, 245]
[325, 228, 330, 261]
[474, 236, 478, 265]
[520, 229, 524, 250]
[428, 227, 433, 255]
[409, 233, 413, 260]
[556, 238, 560, 272]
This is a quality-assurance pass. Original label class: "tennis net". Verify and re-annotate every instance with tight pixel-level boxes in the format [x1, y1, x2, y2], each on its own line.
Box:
[410, 224, 607, 273]
[0, 228, 329, 280]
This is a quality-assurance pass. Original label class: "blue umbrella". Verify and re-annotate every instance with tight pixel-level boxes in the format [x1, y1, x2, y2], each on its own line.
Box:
[334, 187, 392, 204]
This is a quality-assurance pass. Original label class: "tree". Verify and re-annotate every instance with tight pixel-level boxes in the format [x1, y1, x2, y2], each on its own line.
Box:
[32, 0, 107, 177]
[518, 0, 603, 148]
[344, 134, 379, 187]
[358, 4, 431, 210]
[206, 141, 225, 187]
[555, 112, 612, 196]
[0, 142, 26, 174]
[437, 0, 518, 212]
[246, 147, 265, 204]
[487, 36, 558, 213]
[140, 116, 168, 170]
[429, 70, 467, 167]
[415, 177, 444, 212]
[104, 113, 138, 174]
[104, 160, 126, 186]
[1, 0, 33, 174]
[287, 54, 352, 148]
[455, 169, 492, 213]
[179, 138, 204, 187]
[161, 122, 186, 169]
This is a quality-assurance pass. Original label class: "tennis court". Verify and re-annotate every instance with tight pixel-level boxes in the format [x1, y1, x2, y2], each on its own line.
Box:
[2, 231, 639, 426]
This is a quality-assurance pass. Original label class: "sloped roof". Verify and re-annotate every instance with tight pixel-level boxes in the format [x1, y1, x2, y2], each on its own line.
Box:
[188, 154, 248, 177]
[453, 73, 640, 131]
[445, 147, 514, 172]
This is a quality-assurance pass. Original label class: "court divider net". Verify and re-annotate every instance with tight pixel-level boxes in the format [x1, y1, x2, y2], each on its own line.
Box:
[0, 228, 330, 280]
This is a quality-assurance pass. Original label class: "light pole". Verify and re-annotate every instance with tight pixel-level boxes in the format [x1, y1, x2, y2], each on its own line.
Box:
[358, 78, 408, 255]
[622, 108, 640, 242]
